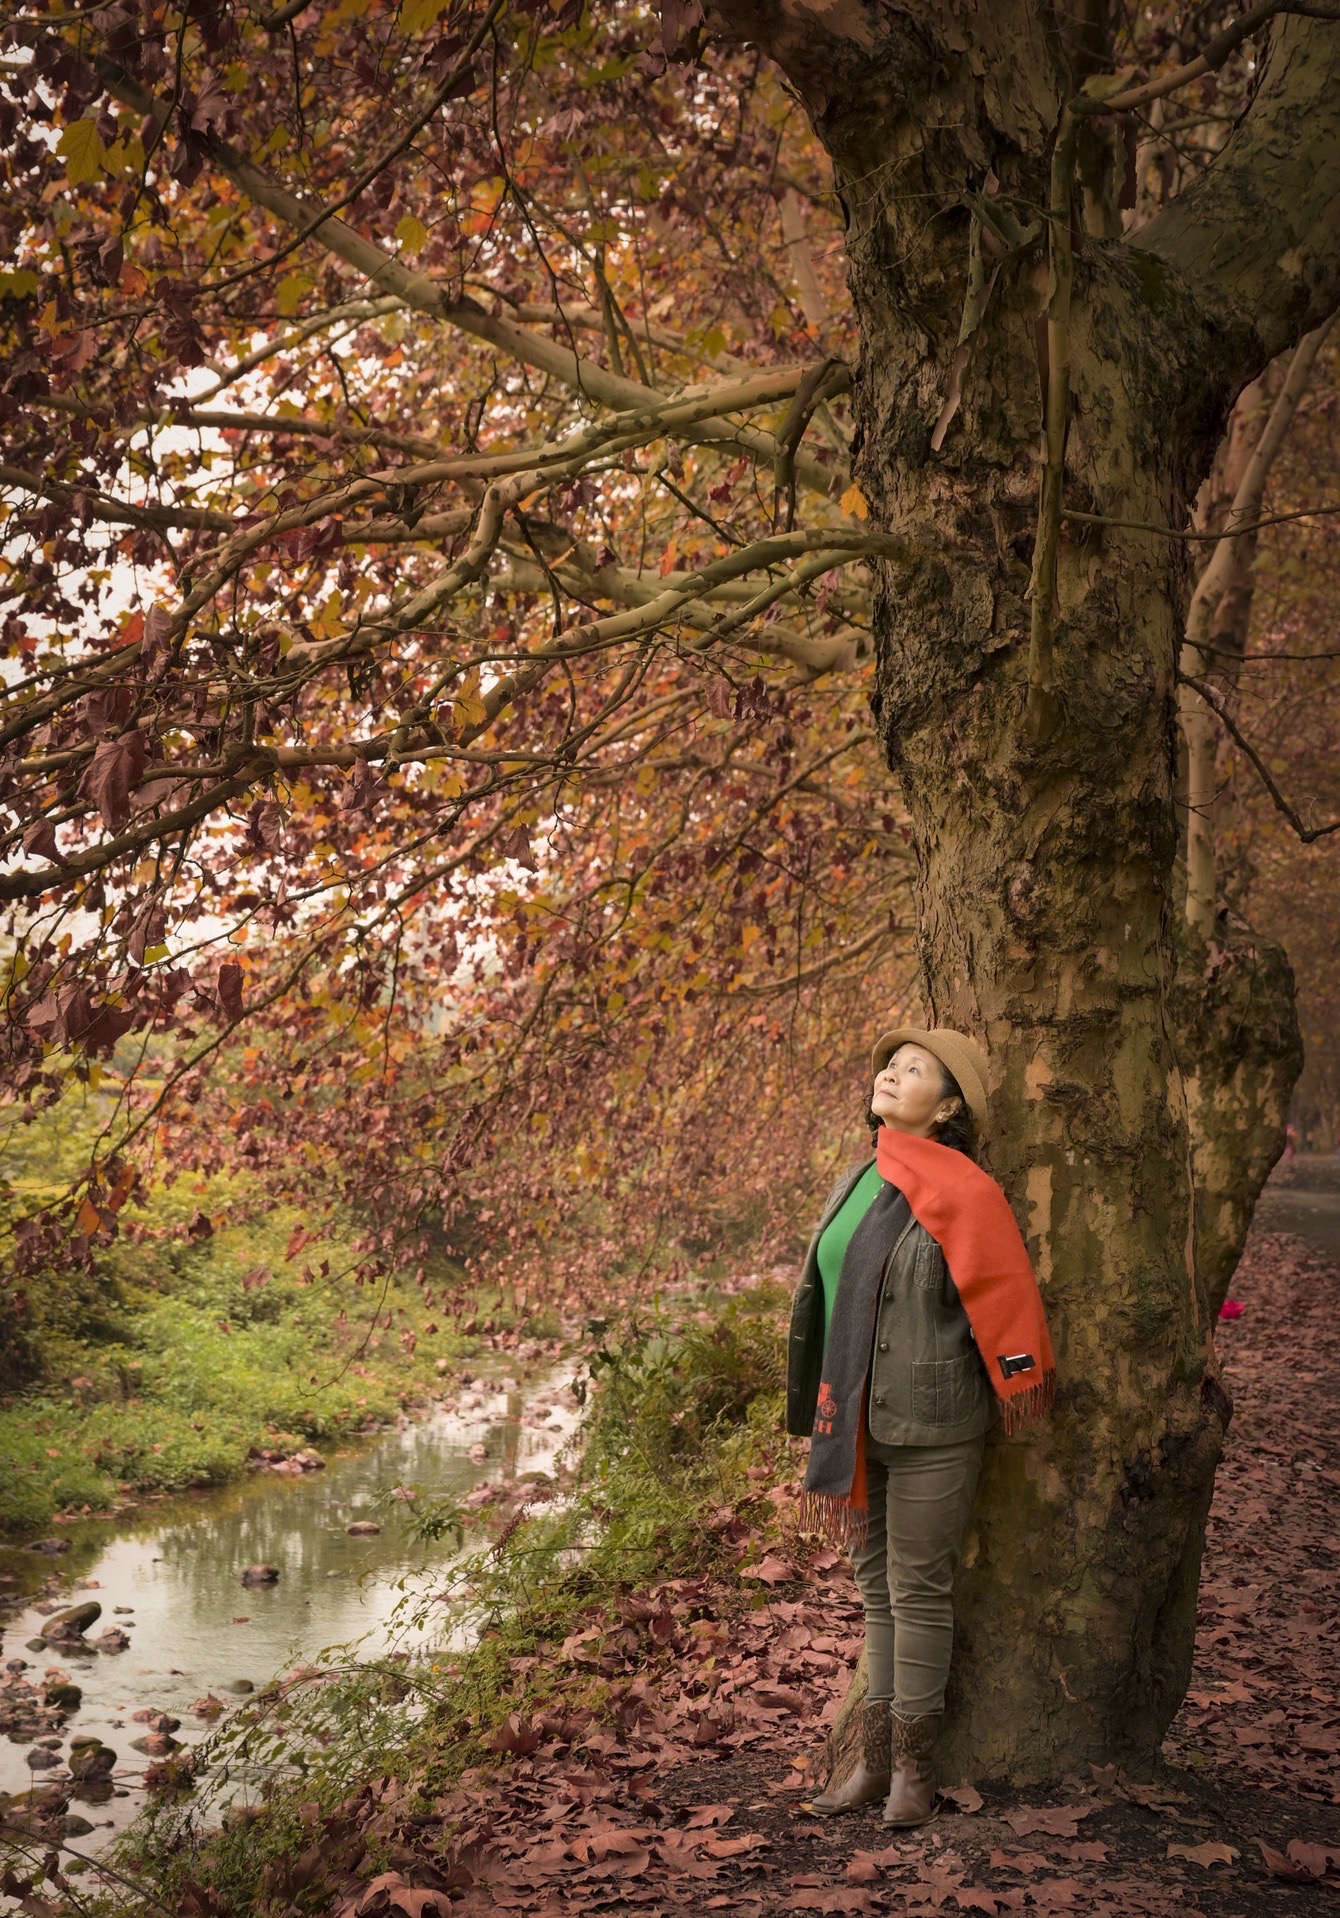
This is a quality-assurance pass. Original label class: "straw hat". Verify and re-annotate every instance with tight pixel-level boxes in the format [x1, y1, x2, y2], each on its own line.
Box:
[869, 1026, 990, 1134]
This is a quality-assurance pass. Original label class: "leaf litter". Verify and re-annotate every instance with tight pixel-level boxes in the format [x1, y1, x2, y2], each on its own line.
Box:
[102, 1227, 1339, 1918]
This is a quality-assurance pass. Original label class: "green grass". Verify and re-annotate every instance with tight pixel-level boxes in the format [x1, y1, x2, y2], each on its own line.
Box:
[0, 1091, 479, 1535]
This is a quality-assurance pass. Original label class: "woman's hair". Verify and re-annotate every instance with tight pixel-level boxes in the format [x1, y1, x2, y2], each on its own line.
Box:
[932, 1062, 977, 1159]
[865, 1060, 978, 1160]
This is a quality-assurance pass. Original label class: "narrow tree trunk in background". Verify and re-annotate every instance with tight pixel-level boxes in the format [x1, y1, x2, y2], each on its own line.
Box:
[1181, 320, 1335, 935]
[1170, 921, 1303, 1314]
[707, 0, 1337, 1781]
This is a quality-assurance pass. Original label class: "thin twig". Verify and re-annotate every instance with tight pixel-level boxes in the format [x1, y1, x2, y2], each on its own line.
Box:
[1178, 672, 1340, 842]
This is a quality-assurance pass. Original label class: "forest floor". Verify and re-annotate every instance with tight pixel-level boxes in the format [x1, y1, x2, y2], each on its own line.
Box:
[259, 1204, 1340, 1918]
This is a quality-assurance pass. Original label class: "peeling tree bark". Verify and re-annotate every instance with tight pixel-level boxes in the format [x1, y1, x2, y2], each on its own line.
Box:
[705, 1, 1338, 1781]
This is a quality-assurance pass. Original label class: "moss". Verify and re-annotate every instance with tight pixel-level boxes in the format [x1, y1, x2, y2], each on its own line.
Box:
[1127, 248, 1177, 316]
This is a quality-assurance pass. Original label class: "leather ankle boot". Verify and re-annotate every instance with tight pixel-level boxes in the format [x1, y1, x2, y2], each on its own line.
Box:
[809, 1700, 892, 1815]
[882, 1710, 940, 1826]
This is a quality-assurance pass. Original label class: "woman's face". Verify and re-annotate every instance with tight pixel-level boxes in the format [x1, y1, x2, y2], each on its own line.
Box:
[870, 1043, 961, 1137]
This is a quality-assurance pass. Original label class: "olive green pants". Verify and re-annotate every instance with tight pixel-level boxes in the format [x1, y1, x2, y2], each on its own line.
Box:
[848, 1431, 985, 1717]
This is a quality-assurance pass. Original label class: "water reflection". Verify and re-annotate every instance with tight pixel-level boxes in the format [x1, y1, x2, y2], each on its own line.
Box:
[0, 1374, 577, 1846]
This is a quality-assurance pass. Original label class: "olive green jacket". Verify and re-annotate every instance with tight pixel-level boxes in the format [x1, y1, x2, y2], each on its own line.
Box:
[785, 1159, 994, 1446]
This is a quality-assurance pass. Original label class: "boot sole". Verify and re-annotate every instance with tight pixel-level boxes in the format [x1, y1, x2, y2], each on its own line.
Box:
[806, 1783, 892, 1817]
[882, 1803, 940, 1828]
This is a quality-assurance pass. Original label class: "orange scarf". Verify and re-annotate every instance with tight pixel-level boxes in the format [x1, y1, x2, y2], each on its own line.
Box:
[876, 1128, 1056, 1433]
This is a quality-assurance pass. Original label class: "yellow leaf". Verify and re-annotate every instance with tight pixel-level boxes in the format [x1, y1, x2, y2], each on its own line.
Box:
[840, 483, 869, 521]
[395, 213, 428, 254]
[276, 273, 310, 317]
[310, 590, 345, 639]
[400, 0, 449, 31]
[58, 118, 107, 186]
[75, 1196, 102, 1237]
[0, 269, 39, 301]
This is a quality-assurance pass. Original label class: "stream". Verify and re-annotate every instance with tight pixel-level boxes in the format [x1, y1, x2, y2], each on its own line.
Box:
[0, 1367, 580, 1851]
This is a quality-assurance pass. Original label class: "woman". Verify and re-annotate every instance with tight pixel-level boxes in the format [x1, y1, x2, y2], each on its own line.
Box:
[786, 1026, 1055, 1826]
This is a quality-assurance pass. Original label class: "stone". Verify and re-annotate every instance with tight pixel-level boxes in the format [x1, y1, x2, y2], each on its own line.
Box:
[131, 1709, 179, 1731]
[291, 1449, 325, 1470]
[44, 1683, 82, 1712]
[239, 1564, 280, 1585]
[67, 1742, 116, 1780]
[61, 1814, 95, 1837]
[92, 1627, 130, 1653]
[346, 1520, 381, 1536]
[40, 1602, 101, 1642]
[25, 1538, 71, 1555]
[24, 1747, 61, 1769]
[130, 1731, 179, 1756]
[223, 1679, 254, 1694]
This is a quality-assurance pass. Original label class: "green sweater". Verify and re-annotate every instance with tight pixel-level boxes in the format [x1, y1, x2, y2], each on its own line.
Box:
[815, 1162, 887, 1349]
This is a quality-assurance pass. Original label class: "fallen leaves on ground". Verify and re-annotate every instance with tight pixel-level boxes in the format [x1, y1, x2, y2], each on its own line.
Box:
[167, 1226, 1338, 1918]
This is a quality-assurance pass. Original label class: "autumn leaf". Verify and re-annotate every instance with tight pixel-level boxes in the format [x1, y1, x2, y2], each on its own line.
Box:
[395, 214, 429, 254]
[1167, 1840, 1238, 1867]
[739, 1554, 796, 1585]
[399, 0, 450, 32]
[839, 482, 868, 520]
[939, 1782, 984, 1814]
[275, 273, 311, 316]
[79, 730, 148, 832]
[217, 961, 245, 1023]
[58, 117, 107, 184]
[1005, 1805, 1093, 1838]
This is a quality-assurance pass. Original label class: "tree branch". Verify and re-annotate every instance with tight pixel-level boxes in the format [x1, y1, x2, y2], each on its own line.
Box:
[1132, 14, 1340, 370]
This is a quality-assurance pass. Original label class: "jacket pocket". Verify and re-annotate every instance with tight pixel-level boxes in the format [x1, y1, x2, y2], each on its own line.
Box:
[911, 1232, 944, 1293]
[911, 1355, 980, 1426]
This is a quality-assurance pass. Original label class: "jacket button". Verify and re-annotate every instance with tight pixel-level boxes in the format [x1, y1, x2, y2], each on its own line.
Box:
[874, 1394, 886, 1407]
[878, 1341, 889, 1352]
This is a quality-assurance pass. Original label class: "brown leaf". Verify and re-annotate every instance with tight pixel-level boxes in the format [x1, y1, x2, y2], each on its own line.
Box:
[682, 1805, 734, 1828]
[740, 1554, 796, 1585]
[939, 1782, 984, 1814]
[217, 960, 244, 1023]
[1167, 1840, 1237, 1868]
[1004, 1805, 1093, 1839]
[79, 729, 147, 832]
[1288, 1840, 1340, 1877]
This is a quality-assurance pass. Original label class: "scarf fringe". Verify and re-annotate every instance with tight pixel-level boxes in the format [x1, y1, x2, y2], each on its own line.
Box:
[1000, 1368, 1056, 1435]
[798, 1490, 869, 1550]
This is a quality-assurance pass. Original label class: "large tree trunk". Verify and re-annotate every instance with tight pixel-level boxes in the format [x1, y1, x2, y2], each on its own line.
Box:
[709, 0, 1334, 1780]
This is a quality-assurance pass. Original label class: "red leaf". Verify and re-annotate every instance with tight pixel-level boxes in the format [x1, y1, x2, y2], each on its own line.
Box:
[22, 819, 62, 863]
[79, 729, 147, 832]
[217, 960, 244, 1023]
[740, 1554, 795, 1586]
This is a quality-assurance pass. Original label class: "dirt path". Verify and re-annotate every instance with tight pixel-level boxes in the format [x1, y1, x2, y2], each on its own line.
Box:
[1253, 1153, 1340, 1263]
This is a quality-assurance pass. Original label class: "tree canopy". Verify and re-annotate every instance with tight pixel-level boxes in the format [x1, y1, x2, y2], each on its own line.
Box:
[2, 0, 1338, 1319]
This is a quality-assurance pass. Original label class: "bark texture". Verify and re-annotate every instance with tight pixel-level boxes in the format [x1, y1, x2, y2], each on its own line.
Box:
[707, 1, 1336, 1780]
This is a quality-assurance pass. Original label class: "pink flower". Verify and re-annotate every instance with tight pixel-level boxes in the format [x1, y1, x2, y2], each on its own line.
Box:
[1218, 1299, 1245, 1321]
